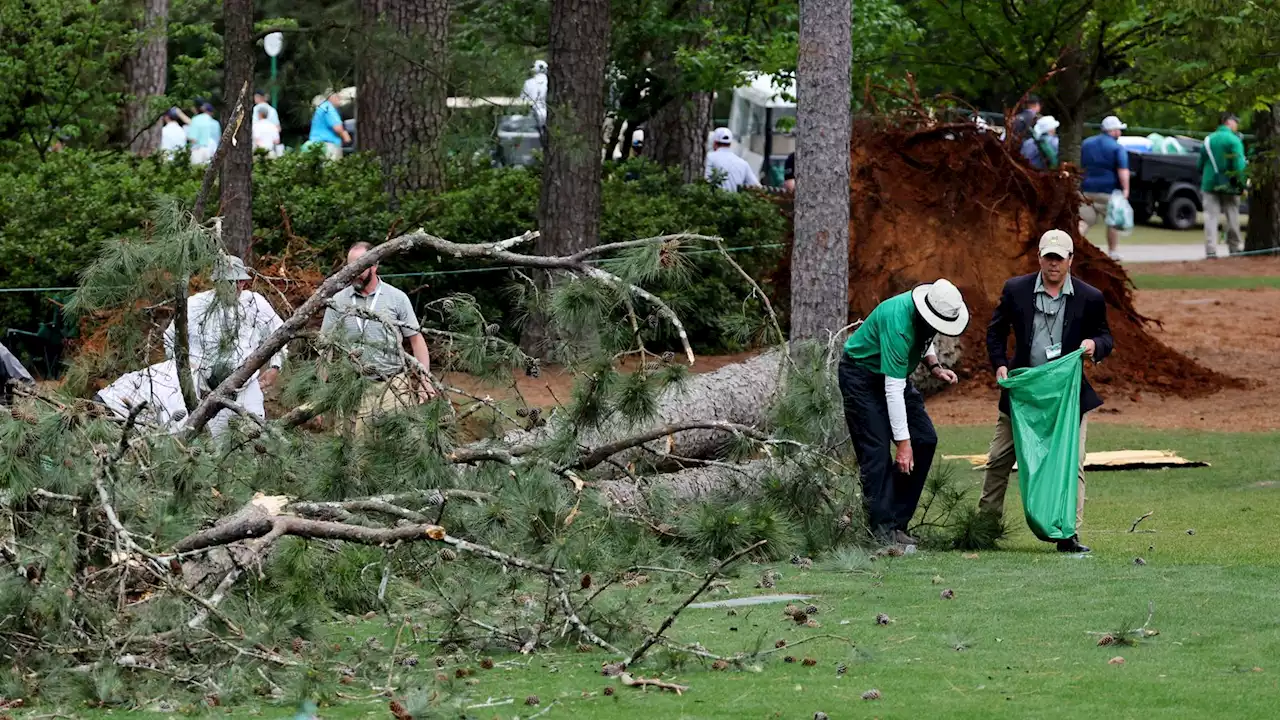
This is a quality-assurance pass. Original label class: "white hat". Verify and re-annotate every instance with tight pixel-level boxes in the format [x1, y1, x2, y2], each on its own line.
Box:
[1100, 115, 1127, 132]
[212, 255, 251, 282]
[1038, 229, 1073, 258]
[711, 127, 734, 145]
[1033, 115, 1060, 137]
[911, 279, 969, 337]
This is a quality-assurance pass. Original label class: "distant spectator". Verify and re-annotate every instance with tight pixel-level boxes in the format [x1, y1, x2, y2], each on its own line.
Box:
[1198, 112, 1248, 258]
[252, 89, 280, 129]
[252, 107, 281, 156]
[1078, 115, 1130, 261]
[784, 151, 796, 192]
[186, 102, 221, 165]
[521, 60, 549, 128]
[1021, 115, 1060, 170]
[159, 108, 188, 156]
[306, 90, 350, 161]
[704, 127, 760, 192]
[1011, 95, 1041, 143]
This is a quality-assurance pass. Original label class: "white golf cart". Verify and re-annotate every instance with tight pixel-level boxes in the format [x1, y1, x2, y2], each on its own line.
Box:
[724, 72, 796, 187]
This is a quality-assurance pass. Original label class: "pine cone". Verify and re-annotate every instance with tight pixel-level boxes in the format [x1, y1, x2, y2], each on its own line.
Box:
[814, 713, 829, 720]
[400, 655, 419, 667]
[438, 548, 457, 562]
[577, 643, 593, 653]
[775, 639, 787, 648]
[712, 659, 729, 671]
[793, 611, 809, 624]
[484, 323, 501, 336]
[1186, 528, 1196, 535]
[435, 656, 447, 668]
[580, 573, 592, 589]
[480, 657, 495, 669]
[876, 613, 892, 625]
[604, 686, 615, 696]
[291, 637, 307, 654]
[1134, 557, 1147, 565]
[1097, 634, 1116, 646]
[646, 314, 659, 328]
[805, 604, 819, 615]
[527, 407, 541, 421]
[661, 351, 675, 363]
[940, 588, 956, 600]
[525, 695, 540, 706]
[454, 667, 471, 678]
[784, 656, 796, 663]
[516, 407, 531, 418]
[862, 688, 882, 700]
[524, 357, 541, 378]
[836, 664, 848, 676]
[802, 658, 817, 666]
[389, 700, 413, 720]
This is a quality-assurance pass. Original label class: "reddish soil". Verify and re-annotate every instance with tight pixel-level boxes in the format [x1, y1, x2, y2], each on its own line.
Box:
[1136, 255, 1280, 277]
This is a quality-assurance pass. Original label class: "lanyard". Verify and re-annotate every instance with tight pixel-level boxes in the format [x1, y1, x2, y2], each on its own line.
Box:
[355, 283, 383, 336]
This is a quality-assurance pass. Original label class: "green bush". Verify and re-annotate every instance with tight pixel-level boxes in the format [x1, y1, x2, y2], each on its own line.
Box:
[0, 150, 786, 372]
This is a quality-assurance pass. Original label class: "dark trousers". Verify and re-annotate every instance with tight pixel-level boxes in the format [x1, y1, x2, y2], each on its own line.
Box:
[838, 357, 938, 540]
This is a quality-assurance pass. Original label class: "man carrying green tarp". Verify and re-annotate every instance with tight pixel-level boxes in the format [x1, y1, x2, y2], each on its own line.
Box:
[978, 230, 1114, 553]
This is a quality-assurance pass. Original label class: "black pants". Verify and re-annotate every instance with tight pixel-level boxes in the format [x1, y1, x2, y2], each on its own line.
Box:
[838, 357, 938, 540]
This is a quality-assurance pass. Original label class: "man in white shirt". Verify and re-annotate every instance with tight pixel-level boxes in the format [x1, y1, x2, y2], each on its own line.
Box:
[252, 107, 280, 154]
[704, 127, 760, 192]
[159, 109, 188, 156]
[252, 89, 281, 129]
[163, 256, 287, 437]
[95, 360, 190, 433]
[521, 60, 548, 127]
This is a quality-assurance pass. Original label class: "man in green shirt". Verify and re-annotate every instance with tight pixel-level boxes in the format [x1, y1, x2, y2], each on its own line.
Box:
[1197, 112, 1248, 257]
[839, 279, 968, 546]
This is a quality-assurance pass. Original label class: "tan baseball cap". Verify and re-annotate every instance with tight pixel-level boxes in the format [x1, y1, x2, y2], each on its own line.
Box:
[1038, 229, 1073, 258]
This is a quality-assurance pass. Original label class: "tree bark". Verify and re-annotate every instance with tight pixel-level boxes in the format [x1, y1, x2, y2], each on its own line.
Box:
[601, 460, 773, 508]
[647, 92, 714, 183]
[789, 0, 851, 341]
[220, 0, 254, 258]
[358, 0, 450, 200]
[1246, 103, 1280, 252]
[124, 0, 169, 155]
[521, 0, 610, 356]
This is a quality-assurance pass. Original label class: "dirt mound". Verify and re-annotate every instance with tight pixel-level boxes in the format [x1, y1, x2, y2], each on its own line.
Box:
[773, 117, 1240, 399]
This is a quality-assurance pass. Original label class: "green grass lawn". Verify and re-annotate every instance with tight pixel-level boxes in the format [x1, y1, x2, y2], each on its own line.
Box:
[51, 426, 1280, 719]
[1084, 214, 1249, 246]
[1128, 274, 1280, 290]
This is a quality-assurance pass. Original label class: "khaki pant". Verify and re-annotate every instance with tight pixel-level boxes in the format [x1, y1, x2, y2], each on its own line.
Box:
[1202, 192, 1243, 256]
[350, 373, 419, 435]
[978, 411, 1089, 531]
[1078, 192, 1112, 235]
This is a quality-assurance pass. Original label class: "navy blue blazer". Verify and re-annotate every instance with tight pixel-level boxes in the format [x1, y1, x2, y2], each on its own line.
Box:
[986, 273, 1114, 416]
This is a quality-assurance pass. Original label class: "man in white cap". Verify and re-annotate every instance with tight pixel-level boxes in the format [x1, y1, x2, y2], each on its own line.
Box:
[978, 229, 1114, 553]
[163, 255, 287, 437]
[1021, 115, 1060, 170]
[839, 279, 967, 546]
[704, 127, 760, 192]
[521, 60, 549, 128]
[1079, 115, 1131, 260]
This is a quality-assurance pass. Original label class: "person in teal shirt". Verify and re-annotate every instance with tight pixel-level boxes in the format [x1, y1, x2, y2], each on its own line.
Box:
[1197, 112, 1248, 257]
[839, 279, 968, 546]
[306, 90, 351, 161]
[186, 102, 221, 164]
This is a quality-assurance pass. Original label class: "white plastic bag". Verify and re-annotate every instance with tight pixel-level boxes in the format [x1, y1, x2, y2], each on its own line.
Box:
[1106, 190, 1134, 233]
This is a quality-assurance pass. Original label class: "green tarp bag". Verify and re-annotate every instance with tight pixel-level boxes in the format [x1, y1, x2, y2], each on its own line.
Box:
[997, 348, 1085, 541]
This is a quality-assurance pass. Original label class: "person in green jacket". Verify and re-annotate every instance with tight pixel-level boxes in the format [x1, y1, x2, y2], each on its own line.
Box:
[1197, 112, 1248, 257]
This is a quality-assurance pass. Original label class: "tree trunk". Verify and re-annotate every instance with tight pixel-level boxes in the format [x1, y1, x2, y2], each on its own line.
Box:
[358, 0, 450, 200]
[220, 0, 254, 258]
[789, 0, 851, 341]
[1245, 103, 1280, 252]
[647, 92, 714, 183]
[601, 460, 772, 508]
[520, 0, 610, 355]
[123, 0, 169, 155]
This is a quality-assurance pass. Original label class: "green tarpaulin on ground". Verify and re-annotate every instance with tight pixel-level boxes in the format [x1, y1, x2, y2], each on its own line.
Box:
[997, 348, 1085, 542]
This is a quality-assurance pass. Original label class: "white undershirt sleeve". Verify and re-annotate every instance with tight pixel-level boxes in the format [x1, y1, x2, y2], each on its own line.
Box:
[926, 340, 937, 359]
[884, 376, 910, 442]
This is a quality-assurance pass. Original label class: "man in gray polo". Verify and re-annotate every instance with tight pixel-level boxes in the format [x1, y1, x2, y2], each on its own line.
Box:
[321, 242, 435, 429]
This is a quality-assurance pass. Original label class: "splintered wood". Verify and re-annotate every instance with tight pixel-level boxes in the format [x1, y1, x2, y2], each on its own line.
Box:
[943, 450, 1209, 472]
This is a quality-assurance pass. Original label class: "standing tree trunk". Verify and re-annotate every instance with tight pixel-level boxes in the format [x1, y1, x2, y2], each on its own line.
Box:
[521, 0, 610, 355]
[1245, 103, 1280, 252]
[124, 0, 169, 154]
[357, 0, 450, 200]
[789, 0, 850, 341]
[647, 92, 713, 183]
[220, 0, 254, 258]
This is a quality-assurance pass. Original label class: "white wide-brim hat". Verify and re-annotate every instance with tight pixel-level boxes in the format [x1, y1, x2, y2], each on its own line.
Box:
[911, 279, 969, 337]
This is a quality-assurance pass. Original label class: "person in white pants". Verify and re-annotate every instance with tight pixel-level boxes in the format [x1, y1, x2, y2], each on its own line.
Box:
[163, 255, 286, 438]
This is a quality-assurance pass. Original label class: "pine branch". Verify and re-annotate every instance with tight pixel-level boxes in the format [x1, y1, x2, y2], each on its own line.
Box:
[622, 539, 766, 669]
[571, 420, 774, 471]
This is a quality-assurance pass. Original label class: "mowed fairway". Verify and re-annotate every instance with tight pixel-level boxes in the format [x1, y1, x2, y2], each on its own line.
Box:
[96, 426, 1279, 720]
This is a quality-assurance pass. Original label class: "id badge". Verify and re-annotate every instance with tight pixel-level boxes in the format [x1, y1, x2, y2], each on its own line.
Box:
[1045, 342, 1062, 361]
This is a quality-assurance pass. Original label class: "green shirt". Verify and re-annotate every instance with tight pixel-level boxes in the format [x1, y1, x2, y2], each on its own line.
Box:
[1197, 125, 1247, 195]
[843, 291, 928, 379]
